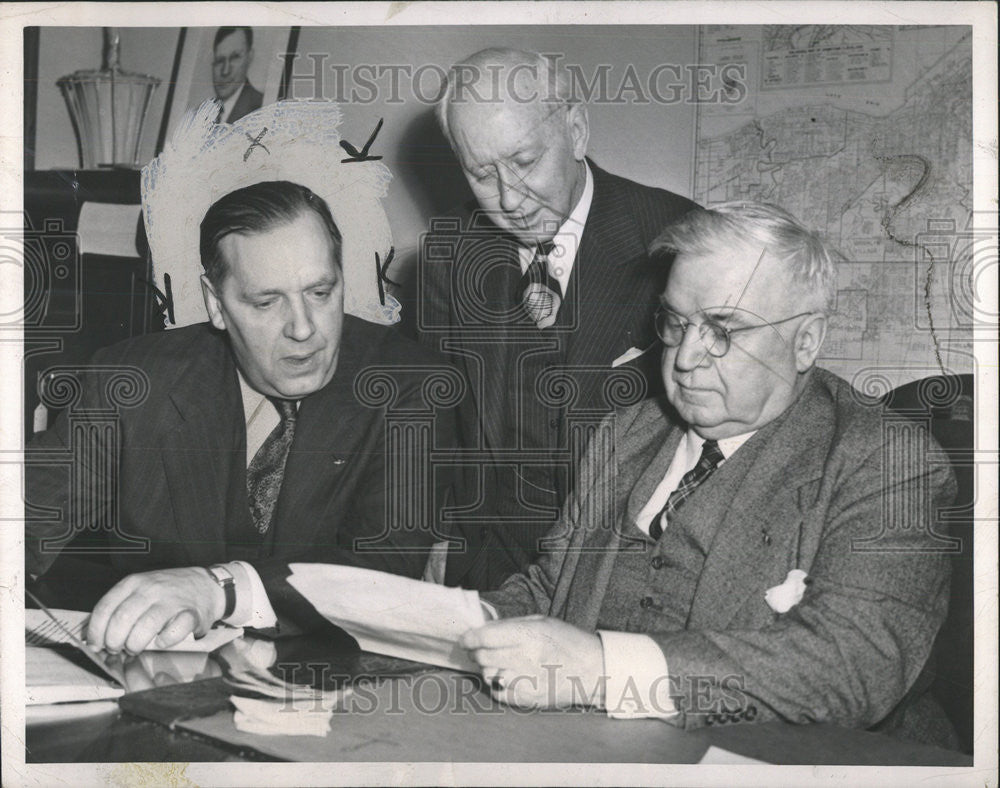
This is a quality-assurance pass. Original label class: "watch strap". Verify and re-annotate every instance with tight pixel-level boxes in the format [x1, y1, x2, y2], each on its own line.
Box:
[207, 564, 237, 621]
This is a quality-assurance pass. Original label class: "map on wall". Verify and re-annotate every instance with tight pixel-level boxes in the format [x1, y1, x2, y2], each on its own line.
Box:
[693, 25, 976, 392]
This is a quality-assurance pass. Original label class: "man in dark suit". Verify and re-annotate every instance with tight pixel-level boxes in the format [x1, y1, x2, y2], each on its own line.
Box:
[418, 48, 697, 589]
[212, 26, 263, 123]
[460, 202, 956, 745]
[26, 181, 453, 654]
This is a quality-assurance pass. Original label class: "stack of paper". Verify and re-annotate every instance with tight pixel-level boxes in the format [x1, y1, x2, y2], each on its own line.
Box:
[217, 638, 351, 737]
[287, 564, 487, 671]
[231, 694, 348, 737]
[26, 647, 125, 705]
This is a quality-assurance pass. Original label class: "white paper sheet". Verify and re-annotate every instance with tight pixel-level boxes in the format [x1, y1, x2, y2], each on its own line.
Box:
[25, 646, 125, 705]
[77, 202, 142, 257]
[26, 608, 243, 652]
[698, 745, 769, 765]
[287, 564, 486, 672]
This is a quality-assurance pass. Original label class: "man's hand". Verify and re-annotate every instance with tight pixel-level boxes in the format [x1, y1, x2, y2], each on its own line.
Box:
[86, 567, 225, 655]
[460, 615, 606, 709]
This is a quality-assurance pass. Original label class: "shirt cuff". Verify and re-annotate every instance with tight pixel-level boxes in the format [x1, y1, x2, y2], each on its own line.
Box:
[221, 561, 278, 629]
[597, 631, 678, 719]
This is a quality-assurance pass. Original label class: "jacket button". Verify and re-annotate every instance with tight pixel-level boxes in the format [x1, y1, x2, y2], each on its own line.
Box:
[651, 556, 664, 569]
[639, 596, 654, 609]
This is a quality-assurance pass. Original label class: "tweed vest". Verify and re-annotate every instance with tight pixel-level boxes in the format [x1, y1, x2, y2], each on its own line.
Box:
[595, 432, 770, 633]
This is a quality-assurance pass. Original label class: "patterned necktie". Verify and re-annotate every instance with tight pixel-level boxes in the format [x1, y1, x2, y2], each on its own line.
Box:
[519, 241, 562, 328]
[247, 398, 297, 534]
[649, 439, 725, 540]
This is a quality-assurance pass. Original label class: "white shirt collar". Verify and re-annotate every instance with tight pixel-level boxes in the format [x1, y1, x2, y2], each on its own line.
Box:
[684, 428, 757, 464]
[237, 371, 267, 422]
[517, 160, 594, 296]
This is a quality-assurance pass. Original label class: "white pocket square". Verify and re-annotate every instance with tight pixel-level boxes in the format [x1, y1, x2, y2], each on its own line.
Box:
[612, 346, 645, 368]
[764, 569, 808, 614]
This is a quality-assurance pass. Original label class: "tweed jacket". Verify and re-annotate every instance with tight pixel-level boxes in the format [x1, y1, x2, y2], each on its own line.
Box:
[486, 368, 955, 734]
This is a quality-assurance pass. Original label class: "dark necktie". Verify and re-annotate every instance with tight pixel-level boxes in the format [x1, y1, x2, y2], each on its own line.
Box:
[247, 398, 297, 534]
[649, 439, 725, 540]
[518, 241, 562, 328]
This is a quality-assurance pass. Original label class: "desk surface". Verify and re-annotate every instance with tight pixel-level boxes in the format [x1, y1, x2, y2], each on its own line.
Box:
[23, 577, 973, 768]
[26, 669, 972, 767]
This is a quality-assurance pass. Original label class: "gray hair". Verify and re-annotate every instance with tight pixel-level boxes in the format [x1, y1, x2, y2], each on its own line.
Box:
[435, 47, 577, 146]
[651, 201, 840, 314]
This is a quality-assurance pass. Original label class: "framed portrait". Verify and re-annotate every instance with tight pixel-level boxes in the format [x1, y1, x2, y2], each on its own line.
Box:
[157, 26, 297, 151]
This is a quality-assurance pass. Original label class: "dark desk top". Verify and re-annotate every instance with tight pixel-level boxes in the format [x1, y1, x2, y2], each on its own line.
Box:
[23, 569, 974, 769]
[25, 665, 972, 767]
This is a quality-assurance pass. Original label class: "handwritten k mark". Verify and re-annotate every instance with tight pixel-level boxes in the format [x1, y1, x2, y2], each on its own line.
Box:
[341, 118, 384, 163]
[375, 247, 399, 307]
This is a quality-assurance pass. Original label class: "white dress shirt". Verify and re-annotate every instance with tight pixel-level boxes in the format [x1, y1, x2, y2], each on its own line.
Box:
[599, 428, 755, 719]
[515, 160, 594, 296]
[216, 374, 282, 630]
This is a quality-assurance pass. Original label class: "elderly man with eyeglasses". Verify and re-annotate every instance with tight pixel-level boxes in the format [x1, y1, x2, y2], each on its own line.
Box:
[460, 201, 957, 747]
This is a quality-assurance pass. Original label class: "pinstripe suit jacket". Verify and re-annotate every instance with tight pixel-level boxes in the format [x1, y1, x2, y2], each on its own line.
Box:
[485, 369, 955, 739]
[25, 317, 453, 616]
[418, 161, 697, 588]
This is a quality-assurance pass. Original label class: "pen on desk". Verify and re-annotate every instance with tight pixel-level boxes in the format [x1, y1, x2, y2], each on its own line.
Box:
[25, 589, 126, 687]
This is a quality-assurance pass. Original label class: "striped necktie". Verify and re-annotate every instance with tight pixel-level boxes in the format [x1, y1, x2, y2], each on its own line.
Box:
[649, 439, 725, 540]
[518, 241, 562, 328]
[247, 398, 297, 534]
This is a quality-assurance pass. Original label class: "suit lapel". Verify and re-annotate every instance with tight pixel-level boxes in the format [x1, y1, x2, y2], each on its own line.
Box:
[466, 229, 523, 452]
[160, 333, 244, 565]
[686, 376, 831, 629]
[274, 317, 369, 549]
[566, 164, 662, 395]
[558, 401, 680, 626]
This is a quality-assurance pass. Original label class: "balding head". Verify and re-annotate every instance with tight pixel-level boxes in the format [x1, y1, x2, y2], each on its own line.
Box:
[436, 47, 589, 246]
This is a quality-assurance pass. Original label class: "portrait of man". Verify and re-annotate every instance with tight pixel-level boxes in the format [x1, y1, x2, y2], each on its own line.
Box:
[211, 26, 263, 123]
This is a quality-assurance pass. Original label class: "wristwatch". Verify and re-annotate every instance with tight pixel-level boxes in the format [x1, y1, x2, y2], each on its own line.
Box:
[206, 564, 237, 621]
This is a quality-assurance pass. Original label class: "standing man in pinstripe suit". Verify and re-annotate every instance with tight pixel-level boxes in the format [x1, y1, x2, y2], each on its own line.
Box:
[418, 48, 697, 590]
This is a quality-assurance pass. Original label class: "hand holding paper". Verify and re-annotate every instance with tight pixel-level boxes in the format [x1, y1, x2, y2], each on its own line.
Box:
[287, 564, 486, 671]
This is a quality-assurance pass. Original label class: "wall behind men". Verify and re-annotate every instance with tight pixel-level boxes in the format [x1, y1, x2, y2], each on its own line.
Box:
[291, 25, 698, 270]
[33, 27, 180, 172]
[30, 25, 697, 272]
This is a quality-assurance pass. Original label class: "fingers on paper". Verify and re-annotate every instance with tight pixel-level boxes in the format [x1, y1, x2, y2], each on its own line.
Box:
[88, 574, 200, 654]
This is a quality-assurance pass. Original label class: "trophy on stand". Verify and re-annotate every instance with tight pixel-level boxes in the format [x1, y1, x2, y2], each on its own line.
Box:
[57, 28, 161, 169]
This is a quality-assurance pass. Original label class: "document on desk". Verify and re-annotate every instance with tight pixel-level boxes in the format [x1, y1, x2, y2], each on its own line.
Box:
[287, 564, 487, 672]
[26, 607, 244, 652]
[26, 646, 125, 705]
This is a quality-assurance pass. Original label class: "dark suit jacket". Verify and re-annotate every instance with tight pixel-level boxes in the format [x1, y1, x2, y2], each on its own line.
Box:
[486, 369, 955, 740]
[225, 82, 263, 122]
[418, 161, 697, 588]
[26, 316, 457, 623]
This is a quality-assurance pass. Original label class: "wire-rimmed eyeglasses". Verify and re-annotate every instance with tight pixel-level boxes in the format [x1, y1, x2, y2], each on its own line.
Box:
[654, 306, 816, 358]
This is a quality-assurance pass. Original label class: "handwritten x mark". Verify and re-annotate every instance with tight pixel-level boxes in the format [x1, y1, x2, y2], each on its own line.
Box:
[341, 118, 384, 163]
[243, 128, 270, 161]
